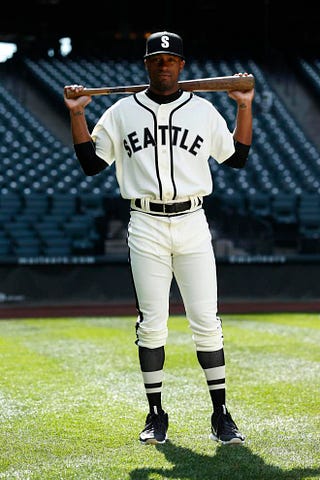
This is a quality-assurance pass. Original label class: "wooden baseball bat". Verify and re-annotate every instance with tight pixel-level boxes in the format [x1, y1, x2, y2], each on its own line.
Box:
[64, 75, 255, 99]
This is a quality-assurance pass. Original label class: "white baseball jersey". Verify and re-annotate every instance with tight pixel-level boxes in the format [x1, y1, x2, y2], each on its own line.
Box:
[91, 90, 235, 202]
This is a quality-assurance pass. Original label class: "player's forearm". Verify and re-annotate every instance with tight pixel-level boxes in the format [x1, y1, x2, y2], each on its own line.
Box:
[233, 101, 253, 146]
[70, 107, 92, 144]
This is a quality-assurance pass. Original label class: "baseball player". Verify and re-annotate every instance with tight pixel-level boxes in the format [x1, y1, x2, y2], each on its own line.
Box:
[64, 31, 254, 445]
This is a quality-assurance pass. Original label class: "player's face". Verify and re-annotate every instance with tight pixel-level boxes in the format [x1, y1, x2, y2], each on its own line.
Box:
[145, 54, 185, 95]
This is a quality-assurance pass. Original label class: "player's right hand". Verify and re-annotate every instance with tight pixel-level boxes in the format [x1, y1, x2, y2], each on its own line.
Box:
[63, 84, 92, 110]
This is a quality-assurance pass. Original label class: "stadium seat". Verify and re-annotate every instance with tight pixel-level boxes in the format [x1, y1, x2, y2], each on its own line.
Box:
[0, 193, 22, 215]
[271, 194, 298, 224]
[0, 237, 12, 256]
[4, 222, 35, 239]
[79, 193, 106, 219]
[270, 193, 299, 249]
[63, 215, 98, 254]
[23, 193, 50, 216]
[35, 226, 66, 244]
[12, 237, 42, 256]
[298, 210, 320, 253]
[218, 191, 248, 217]
[246, 192, 272, 219]
[40, 236, 72, 256]
[49, 193, 79, 217]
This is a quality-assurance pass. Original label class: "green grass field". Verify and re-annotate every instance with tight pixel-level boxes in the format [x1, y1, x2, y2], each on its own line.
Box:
[0, 313, 319, 480]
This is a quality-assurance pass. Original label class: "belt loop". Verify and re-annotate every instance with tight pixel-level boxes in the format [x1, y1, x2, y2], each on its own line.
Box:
[190, 196, 202, 208]
[141, 198, 150, 212]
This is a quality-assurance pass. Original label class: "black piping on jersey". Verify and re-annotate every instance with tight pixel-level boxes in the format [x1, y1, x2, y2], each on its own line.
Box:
[134, 93, 163, 200]
[134, 91, 193, 201]
[167, 93, 193, 199]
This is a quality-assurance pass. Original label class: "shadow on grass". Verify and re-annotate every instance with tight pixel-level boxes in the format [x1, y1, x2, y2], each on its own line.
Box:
[129, 439, 320, 480]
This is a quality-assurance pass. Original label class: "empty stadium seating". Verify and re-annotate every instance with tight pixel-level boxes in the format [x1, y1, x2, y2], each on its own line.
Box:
[1, 54, 320, 257]
[0, 192, 105, 257]
[295, 57, 320, 99]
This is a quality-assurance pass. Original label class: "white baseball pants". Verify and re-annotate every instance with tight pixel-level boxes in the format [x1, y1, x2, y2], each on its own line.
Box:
[127, 208, 223, 351]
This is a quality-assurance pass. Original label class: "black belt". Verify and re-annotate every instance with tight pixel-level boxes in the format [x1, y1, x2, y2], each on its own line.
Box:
[134, 199, 192, 214]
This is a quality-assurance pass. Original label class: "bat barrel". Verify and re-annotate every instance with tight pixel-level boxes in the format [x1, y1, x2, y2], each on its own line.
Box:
[64, 75, 255, 98]
[180, 75, 255, 92]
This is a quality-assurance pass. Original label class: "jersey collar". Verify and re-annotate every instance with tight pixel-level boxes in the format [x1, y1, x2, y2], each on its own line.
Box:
[145, 88, 183, 104]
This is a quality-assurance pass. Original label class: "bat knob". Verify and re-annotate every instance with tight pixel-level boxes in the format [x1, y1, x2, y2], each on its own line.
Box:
[64, 86, 75, 99]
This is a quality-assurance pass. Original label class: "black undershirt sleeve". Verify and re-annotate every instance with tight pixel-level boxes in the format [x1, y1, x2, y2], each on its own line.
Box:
[74, 141, 108, 176]
[223, 141, 250, 169]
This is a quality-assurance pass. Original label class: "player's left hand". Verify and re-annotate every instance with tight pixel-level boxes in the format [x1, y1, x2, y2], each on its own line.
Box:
[228, 73, 255, 103]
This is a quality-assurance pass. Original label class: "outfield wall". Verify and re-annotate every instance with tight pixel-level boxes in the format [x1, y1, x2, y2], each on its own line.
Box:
[0, 255, 320, 315]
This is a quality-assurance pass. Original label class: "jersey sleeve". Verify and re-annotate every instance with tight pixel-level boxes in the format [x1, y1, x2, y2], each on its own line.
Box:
[91, 110, 116, 166]
[209, 107, 235, 164]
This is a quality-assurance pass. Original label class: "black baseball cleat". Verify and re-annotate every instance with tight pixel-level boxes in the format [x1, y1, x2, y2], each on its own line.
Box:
[210, 405, 245, 445]
[139, 410, 168, 445]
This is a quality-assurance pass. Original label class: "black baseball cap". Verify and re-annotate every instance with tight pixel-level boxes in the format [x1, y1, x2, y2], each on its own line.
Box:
[144, 31, 184, 59]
